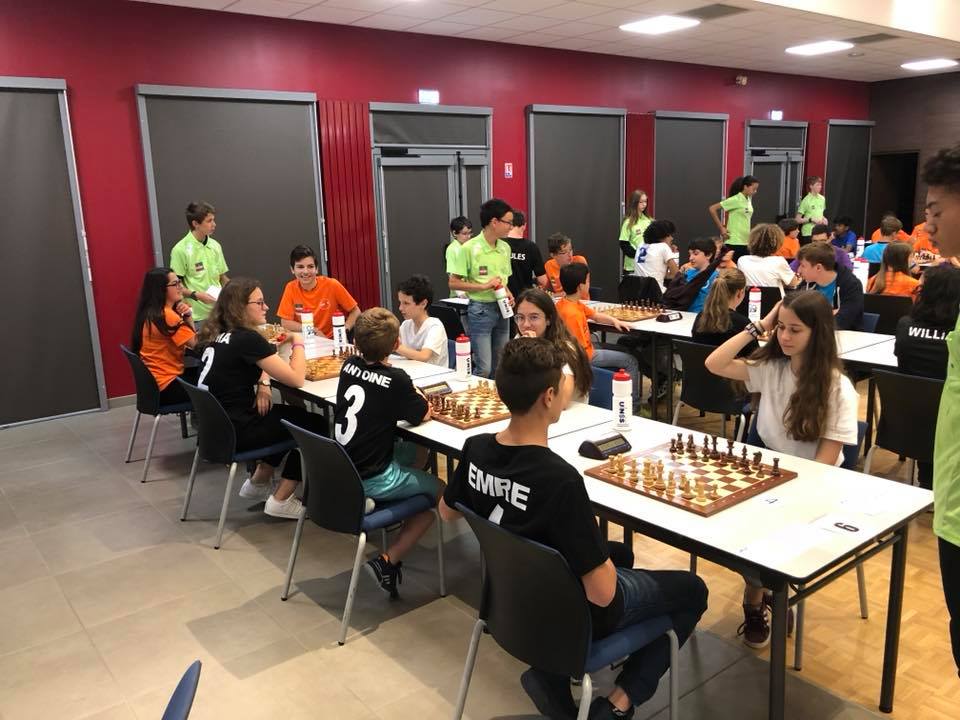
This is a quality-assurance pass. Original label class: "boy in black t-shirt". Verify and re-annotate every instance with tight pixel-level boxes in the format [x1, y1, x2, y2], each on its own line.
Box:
[506, 210, 548, 299]
[441, 338, 707, 720]
[334, 308, 443, 598]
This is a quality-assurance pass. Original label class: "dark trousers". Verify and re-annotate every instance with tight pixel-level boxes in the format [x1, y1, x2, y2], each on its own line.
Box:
[729, 245, 750, 262]
[157, 366, 199, 406]
[939, 537, 960, 673]
[235, 405, 328, 482]
[918, 461, 933, 490]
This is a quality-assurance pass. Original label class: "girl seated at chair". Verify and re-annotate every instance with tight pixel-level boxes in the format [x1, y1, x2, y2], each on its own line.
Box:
[691, 268, 759, 357]
[867, 242, 920, 297]
[705, 290, 859, 648]
[196, 277, 328, 519]
[131, 267, 198, 405]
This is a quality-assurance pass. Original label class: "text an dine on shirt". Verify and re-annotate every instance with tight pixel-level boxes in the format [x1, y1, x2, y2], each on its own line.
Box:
[342, 362, 392, 387]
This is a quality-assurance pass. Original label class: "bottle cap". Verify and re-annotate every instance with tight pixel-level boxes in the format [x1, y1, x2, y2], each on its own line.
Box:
[751, 287, 759, 292]
[332, 311, 344, 317]
[456, 334, 470, 342]
[613, 369, 631, 382]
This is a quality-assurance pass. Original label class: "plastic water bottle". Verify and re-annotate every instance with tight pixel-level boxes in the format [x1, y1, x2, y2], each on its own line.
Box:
[613, 368, 632, 429]
[332, 311, 346, 350]
[748, 287, 761, 323]
[455, 334, 472, 380]
[494, 284, 514, 319]
[856, 236, 866, 258]
[852, 258, 870, 289]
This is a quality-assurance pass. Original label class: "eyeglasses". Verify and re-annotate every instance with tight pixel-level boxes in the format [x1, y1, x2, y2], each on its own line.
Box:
[248, 300, 267, 308]
[166, 280, 182, 287]
[497, 216, 514, 225]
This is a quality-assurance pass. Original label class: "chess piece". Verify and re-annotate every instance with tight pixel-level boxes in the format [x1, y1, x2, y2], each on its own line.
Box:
[687, 434, 695, 451]
[756, 463, 765, 479]
[666, 470, 676, 494]
[696, 478, 706, 501]
[677, 432, 684, 446]
[474, 406, 480, 419]
[753, 451, 762, 469]
[772, 458, 781, 477]
[654, 470, 666, 492]
[727, 439, 734, 458]
[711, 436, 720, 460]
[707, 483, 719, 500]
[681, 474, 695, 500]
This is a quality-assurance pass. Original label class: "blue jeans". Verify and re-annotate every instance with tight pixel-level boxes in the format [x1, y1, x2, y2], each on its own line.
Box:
[592, 347, 641, 406]
[467, 300, 509, 378]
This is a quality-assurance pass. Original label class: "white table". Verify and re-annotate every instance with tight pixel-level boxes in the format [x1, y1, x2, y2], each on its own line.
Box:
[836, 330, 895, 355]
[294, 354, 454, 402]
[437, 296, 469, 307]
[840, 337, 897, 368]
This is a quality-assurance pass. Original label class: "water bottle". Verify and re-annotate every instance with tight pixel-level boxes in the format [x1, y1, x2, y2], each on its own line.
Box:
[455, 334, 472, 380]
[748, 287, 761, 323]
[332, 311, 347, 350]
[856, 236, 866, 257]
[612, 368, 632, 429]
[852, 258, 870, 289]
[494, 284, 514, 319]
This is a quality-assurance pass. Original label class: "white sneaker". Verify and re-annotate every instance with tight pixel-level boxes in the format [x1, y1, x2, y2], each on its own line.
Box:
[238, 477, 272, 500]
[265, 494, 304, 520]
[364, 497, 376, 514]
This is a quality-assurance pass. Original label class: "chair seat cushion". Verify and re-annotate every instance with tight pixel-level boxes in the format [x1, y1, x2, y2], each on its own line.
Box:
[234, 439, 297, 463]
[361, 494, 433, 531]
[584, 614, 673, 674]
[157, 402, 192, 415]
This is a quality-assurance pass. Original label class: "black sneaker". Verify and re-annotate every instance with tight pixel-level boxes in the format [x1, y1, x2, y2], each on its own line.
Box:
[365, 555, 402, 600]
[763, 592, 795, 636]
[520, 668, 577, 719]
[737, 603, 770, 649]
[588, 696, 635, 720]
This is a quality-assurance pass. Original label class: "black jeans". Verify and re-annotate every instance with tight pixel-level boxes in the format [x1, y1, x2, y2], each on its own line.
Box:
[918, 461, 933, 490]
[939, 537, 960, 673]
[157, 367, 200, 406]
[235, 405, 328, 482]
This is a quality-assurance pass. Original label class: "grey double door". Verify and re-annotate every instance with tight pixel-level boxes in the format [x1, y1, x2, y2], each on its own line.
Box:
[748, 153, 805, 224]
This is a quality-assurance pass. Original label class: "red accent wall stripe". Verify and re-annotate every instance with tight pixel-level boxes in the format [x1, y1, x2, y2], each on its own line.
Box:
[625, 113, 656, 214]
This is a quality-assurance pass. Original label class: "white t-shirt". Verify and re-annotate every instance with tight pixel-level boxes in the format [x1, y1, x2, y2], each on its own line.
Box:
[634, 242, 675, 291]
[737, 255, 795, 291]
[745, 361, 858, 465]
[399, 316, 448, 367]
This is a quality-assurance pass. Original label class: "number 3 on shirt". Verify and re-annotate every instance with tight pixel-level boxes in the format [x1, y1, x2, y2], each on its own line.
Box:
[197, 346, 216, 389]
[335, 385, 366, 444]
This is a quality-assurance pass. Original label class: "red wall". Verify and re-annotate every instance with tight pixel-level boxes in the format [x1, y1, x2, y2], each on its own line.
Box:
[0, 0, 870, 397]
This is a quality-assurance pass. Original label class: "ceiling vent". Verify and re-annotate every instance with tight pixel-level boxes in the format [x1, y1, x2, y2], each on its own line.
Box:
[847, 33, 900, 44]
[684, 4, 751, 21]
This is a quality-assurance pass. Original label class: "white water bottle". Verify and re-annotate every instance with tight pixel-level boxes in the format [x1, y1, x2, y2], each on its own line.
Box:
[332, 311, 347, 350]
[856, 236, 866, 257]
[748, 287, 761, 323]
[613, 368, 632, 429]
[494, 284, 514, 319]
[852, 258, 870, 289]
[455, 334, 472, 380]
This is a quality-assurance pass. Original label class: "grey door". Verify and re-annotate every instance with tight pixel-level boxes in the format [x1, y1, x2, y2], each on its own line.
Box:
[461, 161, 488, 232]
[750, 160, 787, 224]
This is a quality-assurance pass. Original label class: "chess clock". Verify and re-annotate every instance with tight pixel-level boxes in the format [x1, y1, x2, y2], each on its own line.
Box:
[419, 380, 452, 397]
[578, 432, 632, 459]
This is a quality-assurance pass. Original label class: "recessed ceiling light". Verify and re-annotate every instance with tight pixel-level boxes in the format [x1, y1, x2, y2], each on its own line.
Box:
[901, 58, 959, 71]
[620, 15, 700, 35]
[848, 51, 864, 58]
[785, 40, 854, 56]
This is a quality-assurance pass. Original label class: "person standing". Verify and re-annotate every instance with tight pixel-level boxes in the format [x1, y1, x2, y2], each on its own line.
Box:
[169, 201, 229, 327]
[505, 210, 547, 300]
[708, 176, 759, 261]
[619, 189, 653, 275]
[795, 176, 828, 246]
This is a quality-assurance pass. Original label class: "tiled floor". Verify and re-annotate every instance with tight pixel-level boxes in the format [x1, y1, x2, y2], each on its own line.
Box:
[0, 400, 947, 719]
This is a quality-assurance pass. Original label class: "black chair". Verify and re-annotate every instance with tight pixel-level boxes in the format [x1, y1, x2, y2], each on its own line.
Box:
[860, 312, 879, 333]
[279, 421, 445, 645]
[120, 345, 192, 483]
[734, 285, 782, 319]
[671, 341, 750, 441]
[863, 369, 943, 482]
[161, 660, 202, 720]
[588, 285, 604, 301]
[430, 302, 465, 339]
[868, 262, 881, 278]
[863, 294, 913, 335]
[617, 276, 663, 303]
[452, 506, 678, 720]
[177, 380, 296, 549]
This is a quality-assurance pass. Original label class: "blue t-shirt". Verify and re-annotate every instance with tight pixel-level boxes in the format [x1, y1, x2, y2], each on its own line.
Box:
[814, 278, 838, 306]
[860, 242, 887, 263]
[832, 230, 857, 251]
[685, 268, 718, 313]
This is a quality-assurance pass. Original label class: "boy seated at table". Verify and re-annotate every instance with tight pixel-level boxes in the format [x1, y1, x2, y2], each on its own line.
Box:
[773, 218, 801, 260]
[790, 224, 853, 272]
[860, 217, 902, 263]
[545, 233, 588, 297]
[333, 307, 443, 598]
[439, 337, 708, 720]
[278, 245, 360, 338]
[795, 242, 864, 331]
[870, 211, 911, 243]
[395, 274, 448, 367]
[831, 216, 858, 254]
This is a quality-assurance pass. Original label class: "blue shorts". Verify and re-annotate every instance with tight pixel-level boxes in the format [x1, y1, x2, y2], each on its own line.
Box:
[362, 440, 441, 502]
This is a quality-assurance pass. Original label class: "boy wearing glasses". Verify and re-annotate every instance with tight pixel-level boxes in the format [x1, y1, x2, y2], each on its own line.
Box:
[170, 201, 230, 326]
[277, 245, 360, 338]
[544, 233, 589, 298]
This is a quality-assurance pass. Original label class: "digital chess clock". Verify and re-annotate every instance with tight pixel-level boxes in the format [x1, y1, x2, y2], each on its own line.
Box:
[419, 380, 453, 397]
[578, 432, 632, 460]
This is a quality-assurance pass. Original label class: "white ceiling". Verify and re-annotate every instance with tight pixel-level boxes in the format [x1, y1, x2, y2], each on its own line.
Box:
[130, 0, 960, 82]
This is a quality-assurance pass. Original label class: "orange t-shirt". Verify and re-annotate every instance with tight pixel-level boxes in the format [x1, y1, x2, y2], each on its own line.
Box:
[545, 255, 588, 296]
[555, 297, 596, 360]
[277, 276, 358, 338]
[911, 223, 937, 254]
[867, 270, 919, 297]
[139, 307, 195, 390]
[773, 234, 800, 260]
[870, 227, 911, 243]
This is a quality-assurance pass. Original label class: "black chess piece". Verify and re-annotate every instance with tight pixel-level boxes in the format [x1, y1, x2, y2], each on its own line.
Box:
[772, 458, 781, 477]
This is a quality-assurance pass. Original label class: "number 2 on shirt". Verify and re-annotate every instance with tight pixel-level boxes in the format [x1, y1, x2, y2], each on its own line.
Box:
[335, 385, 366, 445]
[197, 346, 216, 389]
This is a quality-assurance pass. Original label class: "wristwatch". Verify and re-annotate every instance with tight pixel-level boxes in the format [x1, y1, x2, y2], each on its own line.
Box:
[744, 321, 764, 339]
[257, 380, 271, 388]
[190, 290, 198, 301]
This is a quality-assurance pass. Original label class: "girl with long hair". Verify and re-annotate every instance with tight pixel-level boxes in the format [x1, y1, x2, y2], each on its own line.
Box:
[705, 290, 859, 648]
[195, 277, 326, 520]
[708, 175, 759, 258]
[867, 241, 919, 296]
[619, 189, 653, 275]
[131, 267, 198, 404]
[692, 268, 758, 356]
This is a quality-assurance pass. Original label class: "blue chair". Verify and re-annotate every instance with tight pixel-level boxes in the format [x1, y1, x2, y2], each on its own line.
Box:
[279, 421, 446, 645]
[588, 367, 614, 409]
[177, 381, 296, 549]
[447, 339, 456, 370]
[120, 345, 192, 483]
[161, 660, 201, 720]
[860, 312, 879, 333]
[452, 506, 678, 720]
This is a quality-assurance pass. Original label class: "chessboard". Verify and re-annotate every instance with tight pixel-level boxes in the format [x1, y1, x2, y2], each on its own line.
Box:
[257, 324, 287, 343]
[429, 380, 511, 430]
[304, 346, 360, 381]
[585, 433, 797, 517]
[595, 301, 664, 322]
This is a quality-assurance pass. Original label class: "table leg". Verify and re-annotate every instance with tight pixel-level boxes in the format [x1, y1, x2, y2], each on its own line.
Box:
[650, 334, 659, 421]
[666, 337, 674, 424]
[864, 376, 876, 453]
[623, 528, 633, 548]
[599, 517, 609, 539]
[768, 581, 788, 720]
[880, 525, 908, 713]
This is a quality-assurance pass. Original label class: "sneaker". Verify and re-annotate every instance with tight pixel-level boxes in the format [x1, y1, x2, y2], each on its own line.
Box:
[520, 668, 577, 720]
[737, 603, 771, 649]
[264, 494, 304, 520]
[364, 497, 376, 514]
[238, 477, 272, 500]
[365, 555, 402, 600]
[588, 697, 635, 720]
[763, 592, 795, 636]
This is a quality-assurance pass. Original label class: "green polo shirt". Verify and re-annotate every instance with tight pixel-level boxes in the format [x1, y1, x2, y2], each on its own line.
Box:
[720, 192, 753, 246]
[448, 233, 512, 303]
[934, 315, 960, 547]
[797, 193, 826, 237]
[620, 215, 652, 273]
[445, 240, 464, 297]
[169, 232, 229, 320]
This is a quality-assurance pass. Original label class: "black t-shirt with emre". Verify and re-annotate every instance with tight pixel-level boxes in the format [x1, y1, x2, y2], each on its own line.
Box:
[444, 433, 624, 638]
[333, 356, 428, 478]
[507, 238, 546, 299]
[198, 327, 275, 428]
[894, 315, 950, 380]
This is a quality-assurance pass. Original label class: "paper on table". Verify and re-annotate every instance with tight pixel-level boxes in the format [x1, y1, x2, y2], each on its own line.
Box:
[838, 490, 900, 516]
[738, 523, 830, 567]
[205, 285, 221, 301]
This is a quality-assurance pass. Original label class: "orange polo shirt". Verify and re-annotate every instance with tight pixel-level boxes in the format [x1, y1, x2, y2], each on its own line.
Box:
[545, 255, 588, 296]
[871, 227, 911, 243]
[556, 297, 596, 360]
[139, 307, 195, 390]
[911, 223, 937, 254]
[867, 271, 919, 297]
[773, 234, 800, 260]
[277, 276, 358, 338]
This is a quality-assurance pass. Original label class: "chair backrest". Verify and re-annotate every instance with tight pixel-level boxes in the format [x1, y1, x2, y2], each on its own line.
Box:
[863, 294, 913, 335]
[873, 369, 944, 463]
[282, 420, 366, 535]
[588, 367, 614, 409]
[860, 312, 879, 333]
[430, 303, 465, 339]
[868, 262, 881, 278]
[841, 421, 868, 470]
[617, 276, 663, 303]
[734, 286, 782, 319]
[120, 344, 162, 415]
[673, 340, 744, 416]
[161, 660, 202, 720]
[176, 381, 238, 464]
[459, 506, 592, 677]
[447, 339, 456, 370]
[588, 285, 604, 301]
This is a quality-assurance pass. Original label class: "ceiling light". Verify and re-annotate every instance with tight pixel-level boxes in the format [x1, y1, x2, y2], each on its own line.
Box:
[785, 40, 854, 56]
[901, 58, 958, 71]
[848, 51, 864, 58]
[620, 15, 700, 35]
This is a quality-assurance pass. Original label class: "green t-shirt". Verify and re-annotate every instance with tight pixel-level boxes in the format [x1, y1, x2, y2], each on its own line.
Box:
[620, 215, 652, 272]
[934, 315, 960, 546]
[445, 240, 465, 298]
[720, 192, 753, 246]
[169, 232, 229, 320]
[447, 233, 513, 303]
[797, 193, 826, 237]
